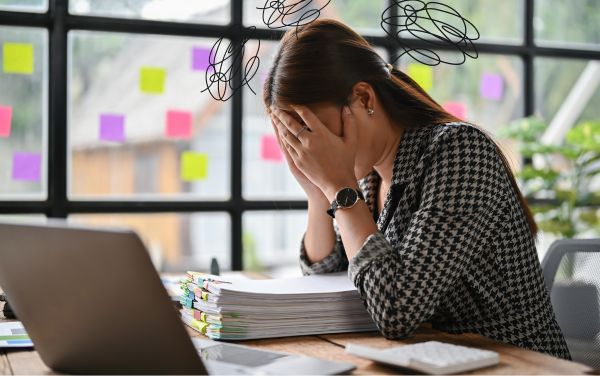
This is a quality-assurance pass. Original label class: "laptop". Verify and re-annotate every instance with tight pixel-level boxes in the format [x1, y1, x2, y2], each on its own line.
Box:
[0, 220, 356, 375]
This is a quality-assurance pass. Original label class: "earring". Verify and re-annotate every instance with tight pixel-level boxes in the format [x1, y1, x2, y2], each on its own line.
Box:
[367, 108, 374, 116]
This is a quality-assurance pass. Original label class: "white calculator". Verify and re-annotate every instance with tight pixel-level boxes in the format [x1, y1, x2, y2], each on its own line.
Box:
[346, 340, 499, 374]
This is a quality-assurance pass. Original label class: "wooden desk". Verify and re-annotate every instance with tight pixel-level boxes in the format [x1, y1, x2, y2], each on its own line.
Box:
[1, 312, 594, 375]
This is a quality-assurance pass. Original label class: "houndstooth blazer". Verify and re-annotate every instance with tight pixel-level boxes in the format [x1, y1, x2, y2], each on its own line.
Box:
[299, 122, 571, 360]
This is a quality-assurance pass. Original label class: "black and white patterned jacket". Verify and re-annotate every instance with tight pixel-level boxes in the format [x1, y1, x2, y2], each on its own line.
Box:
[299, 122, 571, 360]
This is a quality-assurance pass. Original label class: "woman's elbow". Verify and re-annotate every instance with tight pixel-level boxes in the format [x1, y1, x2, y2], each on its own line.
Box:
[370, 311, 421, 339]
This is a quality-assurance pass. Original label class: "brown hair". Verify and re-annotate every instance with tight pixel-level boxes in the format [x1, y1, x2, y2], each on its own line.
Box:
[263, 19, 537, 237]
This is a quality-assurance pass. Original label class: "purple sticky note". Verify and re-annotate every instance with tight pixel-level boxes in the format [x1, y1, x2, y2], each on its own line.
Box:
[99, 114, 125, 142]
[12, 152, 41, 182]
[480, 73, 504, 100]
[192, 46, 213, 72]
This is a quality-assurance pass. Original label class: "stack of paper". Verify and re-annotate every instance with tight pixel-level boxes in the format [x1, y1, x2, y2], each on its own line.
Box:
[179, 272, 377, 340]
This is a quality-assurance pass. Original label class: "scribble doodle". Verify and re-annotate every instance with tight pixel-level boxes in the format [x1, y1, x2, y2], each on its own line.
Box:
[257, 0, 332, 35]
[202, 27, 261, 102]
[381, 0, 480, 66]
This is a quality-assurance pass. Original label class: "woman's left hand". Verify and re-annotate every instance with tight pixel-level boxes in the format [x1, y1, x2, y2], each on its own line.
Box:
[270, 104, 358, 201]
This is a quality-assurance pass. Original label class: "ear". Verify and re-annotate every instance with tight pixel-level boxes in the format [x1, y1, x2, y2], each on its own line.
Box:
[348, 82, 375, 111]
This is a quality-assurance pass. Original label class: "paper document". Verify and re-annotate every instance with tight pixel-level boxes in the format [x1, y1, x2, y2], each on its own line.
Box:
[0, 321, 33, 348]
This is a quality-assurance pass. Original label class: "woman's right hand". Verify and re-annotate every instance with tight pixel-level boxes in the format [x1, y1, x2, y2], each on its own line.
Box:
[270, 116, 328, 204]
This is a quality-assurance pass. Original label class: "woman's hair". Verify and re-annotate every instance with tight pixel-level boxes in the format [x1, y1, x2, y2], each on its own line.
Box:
[263, 19, 538, 237]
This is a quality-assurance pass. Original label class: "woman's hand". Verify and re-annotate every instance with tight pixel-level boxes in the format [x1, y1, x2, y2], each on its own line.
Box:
[270, 104, 358, 202]
[269, 115, 327, 203]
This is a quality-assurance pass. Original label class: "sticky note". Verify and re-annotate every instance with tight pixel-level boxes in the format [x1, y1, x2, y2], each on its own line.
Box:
[260, 134, 283, 162]
[181, 151, 208, 181]
[139, 67, 166, 94]
[99, 114, 125, 142]
[192, 46, 213, 72]
[443, 101, 467, 120]
[166, 110, 192, 139]
[407, 63, 433, 92]
[12, 152, 41, 182]
[2, 43, 34, 74]
[0, 105, 12, 138]
[480, 72, 504, 100]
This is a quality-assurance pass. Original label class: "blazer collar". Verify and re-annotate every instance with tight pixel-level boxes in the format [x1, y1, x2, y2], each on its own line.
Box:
[359, 125, 433, 226]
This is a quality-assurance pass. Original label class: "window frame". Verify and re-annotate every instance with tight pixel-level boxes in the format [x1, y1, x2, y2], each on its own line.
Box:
[0, 0, 599, 270]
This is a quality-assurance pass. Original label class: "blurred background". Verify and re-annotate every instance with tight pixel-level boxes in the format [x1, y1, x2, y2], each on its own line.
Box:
[0, 0, 599, 277]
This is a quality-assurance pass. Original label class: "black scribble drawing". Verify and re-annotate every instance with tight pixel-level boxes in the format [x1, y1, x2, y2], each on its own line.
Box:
[202, 27, 261, 102]
[381, 0, 480, 66]
[257, 0, 332, 35]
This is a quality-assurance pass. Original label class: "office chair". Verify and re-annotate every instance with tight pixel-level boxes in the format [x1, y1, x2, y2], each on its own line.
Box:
[541, 239, 600, 370]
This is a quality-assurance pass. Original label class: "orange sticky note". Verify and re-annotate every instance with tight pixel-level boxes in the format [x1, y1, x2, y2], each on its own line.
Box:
[3, 43, 34, 74]
[166, 110, 192, 139]
[181, 151, 208, 181]
[260, 134, 283, 162]
[0, 105, 12, 137]
[407, 63, 433, 92]
[443, 101, 467, 120]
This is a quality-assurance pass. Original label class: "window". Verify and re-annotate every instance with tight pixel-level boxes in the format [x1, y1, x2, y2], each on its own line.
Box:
[1, 0, 599, 273]
[0, 26, 48, 200]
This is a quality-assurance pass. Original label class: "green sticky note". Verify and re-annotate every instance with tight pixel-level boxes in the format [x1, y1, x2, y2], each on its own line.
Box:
[3, 43, 34, 74]
[139, 66, 166, 94]
[407, 63, 433, 92]
[181, 151, 208, 181]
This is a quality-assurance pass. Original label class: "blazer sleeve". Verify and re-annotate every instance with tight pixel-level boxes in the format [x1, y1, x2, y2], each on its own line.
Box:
[348, 125, 506, 339]
[299, 221, 349, 275]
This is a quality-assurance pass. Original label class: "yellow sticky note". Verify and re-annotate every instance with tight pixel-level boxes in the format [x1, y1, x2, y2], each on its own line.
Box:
[407, 63, 433, 92]
[3, 43, 34, 74]
[181, 151, 208, 181]
[139, 66, 166, 94]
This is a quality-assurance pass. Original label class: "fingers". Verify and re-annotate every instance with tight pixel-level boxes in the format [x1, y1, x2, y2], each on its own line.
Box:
[271, 114, 302, 156]
[270, 107, 306, 139]
[341, 105, 358, 146]
[291, 105, 327, 134]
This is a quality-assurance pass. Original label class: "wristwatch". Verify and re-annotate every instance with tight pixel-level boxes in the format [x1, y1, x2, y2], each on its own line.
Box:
[327, 187, 365, 218]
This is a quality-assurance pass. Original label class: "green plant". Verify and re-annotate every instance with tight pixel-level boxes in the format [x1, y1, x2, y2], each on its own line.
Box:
[499, 117, 600, 238]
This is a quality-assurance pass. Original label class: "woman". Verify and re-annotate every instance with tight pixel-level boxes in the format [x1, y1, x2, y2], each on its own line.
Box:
[264, 19, 570, 359]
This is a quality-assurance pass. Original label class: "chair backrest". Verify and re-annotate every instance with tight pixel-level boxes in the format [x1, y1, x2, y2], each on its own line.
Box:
[541, 239, 600, 370]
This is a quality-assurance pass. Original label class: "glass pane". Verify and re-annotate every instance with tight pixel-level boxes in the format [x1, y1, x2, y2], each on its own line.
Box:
[69, 0, 230, 25]
[393, 0, 522, 45]
[243, 210, 306, 277]
[535, 0, 600, 48]
[0, 0, 47, 13]
[69, 31, 230, 200]
[243, 41, 388, 200]
[0, 26, 48, 200]
[244, 0, 387, 35]
[535, 58, 600, 125]
[398, 52, 524, 135]
[69, 212, 231, 273]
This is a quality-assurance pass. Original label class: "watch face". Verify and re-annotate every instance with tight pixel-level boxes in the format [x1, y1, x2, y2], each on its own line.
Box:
[336, 188, 358, 208]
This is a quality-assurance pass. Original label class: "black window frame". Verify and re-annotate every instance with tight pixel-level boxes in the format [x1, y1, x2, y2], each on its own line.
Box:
[1, 0, 599, 270]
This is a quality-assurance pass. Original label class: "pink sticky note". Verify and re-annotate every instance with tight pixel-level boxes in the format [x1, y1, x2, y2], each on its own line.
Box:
[12, 152, 41, 182]
[99, 114, 125, 142]
[0, 105, 12, 137]
[443, 101, 467, 120]
[261, 134, 283, 162]
[480, 73, 504, 100]
[192, 46, 213, 72]
[166, 110, 192, 139]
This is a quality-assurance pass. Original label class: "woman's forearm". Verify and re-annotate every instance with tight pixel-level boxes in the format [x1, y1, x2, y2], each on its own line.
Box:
[324, 185, 379, 261]
[303, 197, 337, 264]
